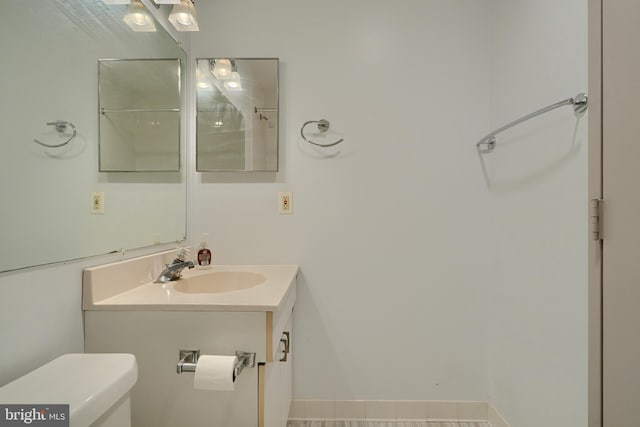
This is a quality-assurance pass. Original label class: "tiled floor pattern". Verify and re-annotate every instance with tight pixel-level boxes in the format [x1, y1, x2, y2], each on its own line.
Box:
[289, 400, 488, 422]
[287, 422, 490, 427]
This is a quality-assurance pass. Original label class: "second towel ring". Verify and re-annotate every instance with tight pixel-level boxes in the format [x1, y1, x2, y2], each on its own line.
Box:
[300, 119, 344, 147]
[33, 120, 77, 148]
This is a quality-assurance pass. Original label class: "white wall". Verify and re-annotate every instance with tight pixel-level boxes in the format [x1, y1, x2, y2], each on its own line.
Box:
[0, 3, 588, 424]
[190, 0, 493, 400]
[0, 264, 84, 386]
[485, 0, 588, 426]
[0, 250, 153, 386]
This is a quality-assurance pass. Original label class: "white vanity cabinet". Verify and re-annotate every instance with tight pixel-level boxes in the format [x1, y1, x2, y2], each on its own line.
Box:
[82, 256, 297, 427]
[84, 297, 294, 427]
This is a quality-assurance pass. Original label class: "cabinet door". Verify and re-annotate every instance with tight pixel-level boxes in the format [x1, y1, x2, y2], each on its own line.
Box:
[262, 314, 293, 427]
[280, 316, 293, 425]
[85, 310, 261, 427]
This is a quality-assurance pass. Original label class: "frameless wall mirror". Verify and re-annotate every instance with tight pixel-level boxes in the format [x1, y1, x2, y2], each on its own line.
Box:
[0, 0, 187, 272]
[99, 59, 181, 172]
[196, 58, 279, 171]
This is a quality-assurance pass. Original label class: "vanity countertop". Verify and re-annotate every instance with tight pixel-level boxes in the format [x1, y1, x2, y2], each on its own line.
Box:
[83, 251, 298, 312]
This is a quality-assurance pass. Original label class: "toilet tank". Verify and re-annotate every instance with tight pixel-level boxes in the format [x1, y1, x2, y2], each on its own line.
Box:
[0, 353, 137, 427]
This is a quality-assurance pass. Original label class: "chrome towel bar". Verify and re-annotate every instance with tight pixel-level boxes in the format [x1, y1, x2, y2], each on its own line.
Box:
[33, 120, 77, 148]
[300, 119, 344, 147]
[100, 108, 180, 113]
[476, 92, 588, 153]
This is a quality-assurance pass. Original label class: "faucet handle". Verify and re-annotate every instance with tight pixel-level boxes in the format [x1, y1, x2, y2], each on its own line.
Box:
[175, 246, 190, 262]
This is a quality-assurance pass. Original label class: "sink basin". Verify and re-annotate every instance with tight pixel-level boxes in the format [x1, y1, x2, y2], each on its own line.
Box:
[82, 251, 298, 311]
[174, 271, 267, 294]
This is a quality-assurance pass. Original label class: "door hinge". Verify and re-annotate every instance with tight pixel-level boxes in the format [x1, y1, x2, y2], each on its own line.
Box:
[590, 198, 604, 241]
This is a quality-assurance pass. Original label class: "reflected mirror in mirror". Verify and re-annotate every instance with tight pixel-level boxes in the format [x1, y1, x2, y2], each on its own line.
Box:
[99, 59, 181, 172]
[196, 58, 279, 171]
[0, 0, 187, 272]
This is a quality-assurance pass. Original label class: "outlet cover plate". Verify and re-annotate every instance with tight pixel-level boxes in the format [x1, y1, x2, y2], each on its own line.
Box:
[91, 192, 105, 214]
[279, 192, 292, 215]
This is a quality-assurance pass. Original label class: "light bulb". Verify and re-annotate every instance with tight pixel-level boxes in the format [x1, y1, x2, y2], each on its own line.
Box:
[223, 71, 242, 91]
[175, 12, 192, 25]
[132, 12, 146, 26]
[168, 0, 199, 31]
[123, 0, 156, 32]
[211, 59, 232, 80]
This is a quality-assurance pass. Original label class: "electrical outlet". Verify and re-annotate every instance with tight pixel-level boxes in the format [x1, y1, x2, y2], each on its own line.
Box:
[91, 192, 105, 214]
[279, 192, 292, 215]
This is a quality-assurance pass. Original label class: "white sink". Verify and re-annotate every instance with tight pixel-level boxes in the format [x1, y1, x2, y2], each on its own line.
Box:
[82, 250, 298, 312]
[174, 271, 267, 294]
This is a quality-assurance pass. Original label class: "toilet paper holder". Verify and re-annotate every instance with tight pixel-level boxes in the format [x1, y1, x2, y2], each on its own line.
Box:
[176, 349, 256, 380]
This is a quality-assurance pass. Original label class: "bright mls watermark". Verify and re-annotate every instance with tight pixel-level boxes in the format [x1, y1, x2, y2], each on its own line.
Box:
[0, 405, 68, 426]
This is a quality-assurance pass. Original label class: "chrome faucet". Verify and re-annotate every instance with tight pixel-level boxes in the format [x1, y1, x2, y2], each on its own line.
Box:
[155, 260, 195, 283]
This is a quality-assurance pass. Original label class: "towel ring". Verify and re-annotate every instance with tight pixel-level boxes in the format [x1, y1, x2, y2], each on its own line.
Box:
[34, 120, 77, 148]
[300, 119, 344, 147]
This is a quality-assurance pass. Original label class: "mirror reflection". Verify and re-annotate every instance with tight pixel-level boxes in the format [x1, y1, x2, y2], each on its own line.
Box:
[196, 58, 279, 171]
[0, 0, 187, 272]
[99, 59, 181, 172]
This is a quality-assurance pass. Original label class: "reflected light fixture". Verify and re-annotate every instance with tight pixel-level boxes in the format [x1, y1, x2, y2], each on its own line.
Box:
[101, 0, 130, 4]
[168, 0, 200, 32]
[224, 72, 242, 91]
[123, 0, 157, 32]
[153, 0, 180, 3]
[210, 59, 232, 80]
[223, 61, 242, 91]
[197, 81, 211, 89]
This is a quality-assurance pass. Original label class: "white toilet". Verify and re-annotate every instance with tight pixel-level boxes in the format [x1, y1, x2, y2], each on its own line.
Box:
[0, 353, 137, 427]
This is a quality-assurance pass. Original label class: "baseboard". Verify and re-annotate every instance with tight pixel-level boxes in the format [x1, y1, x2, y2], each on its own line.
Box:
[288, 400, 490, 423]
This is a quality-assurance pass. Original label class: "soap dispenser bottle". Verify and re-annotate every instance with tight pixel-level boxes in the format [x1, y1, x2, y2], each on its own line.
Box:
[196, 234, 212, 269]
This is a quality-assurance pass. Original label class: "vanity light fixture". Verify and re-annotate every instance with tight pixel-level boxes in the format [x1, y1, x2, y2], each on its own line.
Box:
[224, 72, 242, 91]
[168, 0, 200, 32]
[210, 59, 232, 80]
[223, 61, 242, 91]
[123, 0, 157, 32]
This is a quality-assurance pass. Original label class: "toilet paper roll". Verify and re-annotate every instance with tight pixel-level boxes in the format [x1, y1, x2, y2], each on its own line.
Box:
[194, 355, 237, 391]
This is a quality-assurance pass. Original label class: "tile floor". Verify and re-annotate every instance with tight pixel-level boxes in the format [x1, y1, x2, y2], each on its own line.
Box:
[287, 422, 490, 427]
[289, 400, 489, 423]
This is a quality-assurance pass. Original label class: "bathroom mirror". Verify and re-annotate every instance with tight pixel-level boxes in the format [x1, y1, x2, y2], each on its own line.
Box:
[99, 59, 181, 172]
[196, 58, 279, 171]
[0, 0, 187, 272]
